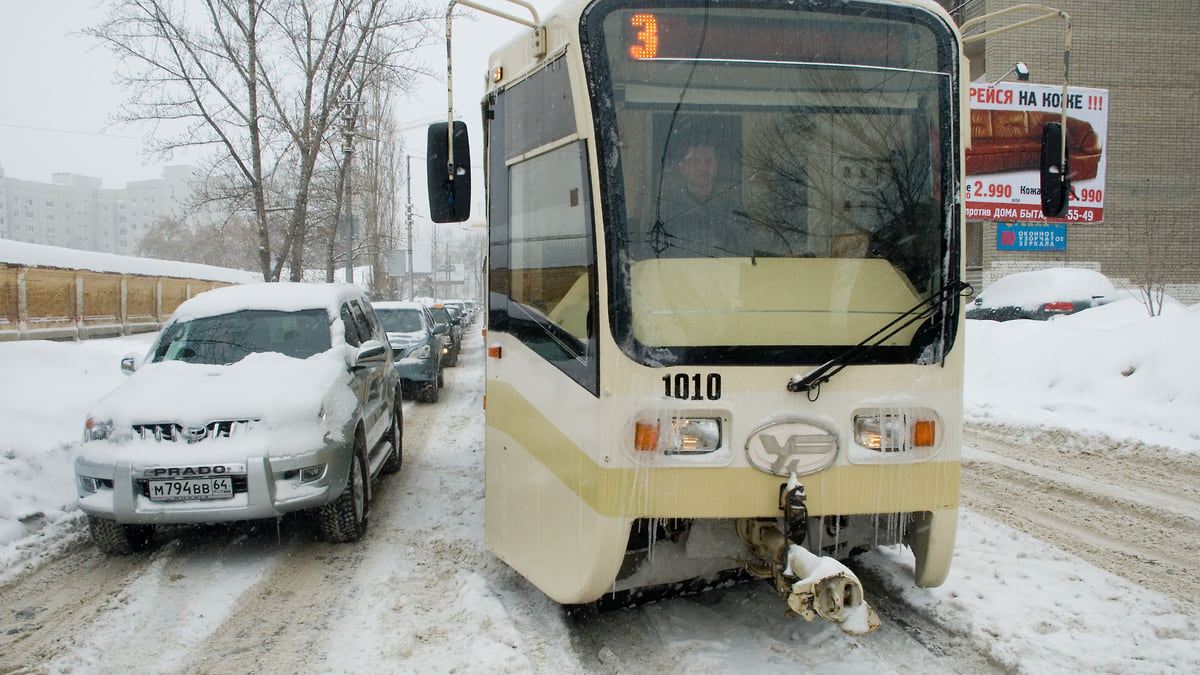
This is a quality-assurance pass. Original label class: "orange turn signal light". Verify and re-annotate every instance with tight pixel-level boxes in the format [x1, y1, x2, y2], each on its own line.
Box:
[912, 419, 936, 447]
[634, 421, 659, 451]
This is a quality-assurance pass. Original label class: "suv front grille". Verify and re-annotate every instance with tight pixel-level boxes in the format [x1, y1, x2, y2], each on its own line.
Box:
[132, 419, 258, 443]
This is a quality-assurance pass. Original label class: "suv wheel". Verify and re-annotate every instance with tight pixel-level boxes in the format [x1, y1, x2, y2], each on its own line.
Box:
[382, 396, 404, 473]
[88, 516, 155, 555]
[420, 377, 439, 403]
[317, 439, 368, 542]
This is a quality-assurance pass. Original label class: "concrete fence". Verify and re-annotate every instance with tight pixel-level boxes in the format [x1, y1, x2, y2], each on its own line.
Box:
[0, 263, 233, 341]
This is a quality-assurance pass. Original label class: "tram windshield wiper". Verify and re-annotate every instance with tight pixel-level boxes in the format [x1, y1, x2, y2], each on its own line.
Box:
[787, 280, 970, 394]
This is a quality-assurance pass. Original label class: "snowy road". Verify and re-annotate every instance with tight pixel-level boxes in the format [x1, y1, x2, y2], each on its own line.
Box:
[2, 328, 1197, 673]
[961, 424, 1200, 605]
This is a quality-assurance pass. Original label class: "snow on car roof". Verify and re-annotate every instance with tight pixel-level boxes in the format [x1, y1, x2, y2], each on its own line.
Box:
[169, 282, 368, 322]
[372, 301, 426, 311]
[974, 268, 1118, 310]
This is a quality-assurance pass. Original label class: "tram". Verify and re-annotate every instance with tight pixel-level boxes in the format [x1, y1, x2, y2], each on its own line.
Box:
[428, 0, 1066, 633]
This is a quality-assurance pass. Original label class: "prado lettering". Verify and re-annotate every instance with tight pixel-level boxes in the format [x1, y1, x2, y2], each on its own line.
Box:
[145, 465, 243, 478]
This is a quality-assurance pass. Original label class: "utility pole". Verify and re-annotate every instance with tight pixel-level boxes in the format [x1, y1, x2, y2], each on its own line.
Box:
[340, 85, 362, 284]
[406, 154, 415, 299]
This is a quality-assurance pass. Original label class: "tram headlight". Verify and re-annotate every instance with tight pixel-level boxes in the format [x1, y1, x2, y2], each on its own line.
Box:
[635, 417, 721, 454]
[853, 413, 937, 452]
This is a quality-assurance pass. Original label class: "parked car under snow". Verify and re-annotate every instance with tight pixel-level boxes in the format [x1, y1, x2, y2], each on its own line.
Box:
[74, 282, 403, 554]
[967, 268, 1120, 321]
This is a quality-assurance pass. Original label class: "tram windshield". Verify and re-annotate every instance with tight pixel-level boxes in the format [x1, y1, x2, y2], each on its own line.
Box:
[583, 2, 959, 366]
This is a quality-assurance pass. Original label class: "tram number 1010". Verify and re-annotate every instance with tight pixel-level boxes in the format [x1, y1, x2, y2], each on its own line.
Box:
[663, 373, 722, 401]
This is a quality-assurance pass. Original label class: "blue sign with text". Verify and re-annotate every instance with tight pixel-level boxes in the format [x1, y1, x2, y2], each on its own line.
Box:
[997, 222, 1066, 251]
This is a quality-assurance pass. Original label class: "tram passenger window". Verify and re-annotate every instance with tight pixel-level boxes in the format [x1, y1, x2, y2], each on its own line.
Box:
[487, 56, 598, 395]
[509, 142, 593, 348]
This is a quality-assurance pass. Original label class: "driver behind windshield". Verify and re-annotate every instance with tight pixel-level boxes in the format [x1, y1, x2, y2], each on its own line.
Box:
[639, 118, 772, 259]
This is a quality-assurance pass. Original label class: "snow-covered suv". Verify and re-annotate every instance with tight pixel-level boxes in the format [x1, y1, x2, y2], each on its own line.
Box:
[74, 282, 403, 554]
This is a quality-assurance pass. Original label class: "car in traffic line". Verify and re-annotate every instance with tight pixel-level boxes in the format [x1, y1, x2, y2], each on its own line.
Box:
[374, 300, 444, 403]
[74, 282, 403, 554]
[443, 299, 472, 325]
[428, 303, 463, 367]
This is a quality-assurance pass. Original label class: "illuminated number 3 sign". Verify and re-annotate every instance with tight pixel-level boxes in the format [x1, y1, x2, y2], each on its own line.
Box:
[630, 13, 659, 59]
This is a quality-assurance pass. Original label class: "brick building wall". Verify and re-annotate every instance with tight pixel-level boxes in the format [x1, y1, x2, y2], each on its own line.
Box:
[952, 0, 1200, 304]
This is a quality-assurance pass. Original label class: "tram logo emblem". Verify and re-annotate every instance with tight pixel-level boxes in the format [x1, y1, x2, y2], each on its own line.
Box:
[745, 419, 839, 477]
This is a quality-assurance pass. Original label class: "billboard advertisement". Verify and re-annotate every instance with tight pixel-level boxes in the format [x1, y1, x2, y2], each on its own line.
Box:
[965, 82, 1110, 224]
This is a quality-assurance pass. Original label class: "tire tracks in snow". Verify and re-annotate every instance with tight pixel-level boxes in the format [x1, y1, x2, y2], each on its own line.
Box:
[961, 423, 1200, 607]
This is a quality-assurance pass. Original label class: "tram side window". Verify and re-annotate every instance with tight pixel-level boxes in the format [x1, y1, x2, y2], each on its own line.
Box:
[509, 142, 594, 349]
[489, 57, 599, 395]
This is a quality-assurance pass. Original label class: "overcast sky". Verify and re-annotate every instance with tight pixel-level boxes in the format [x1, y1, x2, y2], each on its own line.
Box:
[0, 0, 553, 222]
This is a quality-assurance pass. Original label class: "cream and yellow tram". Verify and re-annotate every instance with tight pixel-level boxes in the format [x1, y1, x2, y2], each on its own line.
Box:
[430, 0, 993, 633]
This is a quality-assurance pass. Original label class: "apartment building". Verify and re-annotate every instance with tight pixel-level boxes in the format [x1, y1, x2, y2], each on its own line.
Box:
[0, 164, 201, 256]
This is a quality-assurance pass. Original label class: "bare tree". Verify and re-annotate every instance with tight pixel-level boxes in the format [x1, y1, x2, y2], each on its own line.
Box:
[136, 216, 191, 261]
[137, 214, 259, 270]
[356, 75, 406, 300]
[88, 0, 435, 281]
[1125, 203, 1168, 317]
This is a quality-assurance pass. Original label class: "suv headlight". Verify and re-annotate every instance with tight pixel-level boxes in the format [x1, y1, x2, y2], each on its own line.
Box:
[84, 417, 114, 442]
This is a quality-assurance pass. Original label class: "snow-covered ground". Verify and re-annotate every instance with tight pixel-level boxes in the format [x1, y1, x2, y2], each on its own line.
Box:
[2, 280, 1199, 671]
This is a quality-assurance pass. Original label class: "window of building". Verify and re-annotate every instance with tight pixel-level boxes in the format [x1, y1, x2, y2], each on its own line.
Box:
[965, 221, 982, 271]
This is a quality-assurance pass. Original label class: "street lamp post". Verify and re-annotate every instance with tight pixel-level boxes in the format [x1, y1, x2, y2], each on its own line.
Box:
[340, 85, 362, 284]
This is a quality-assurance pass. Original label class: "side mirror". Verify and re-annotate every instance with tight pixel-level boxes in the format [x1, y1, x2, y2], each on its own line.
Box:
[353, 340, 389, 369]
[427, 121, 472, 223]
[120, 354, 138, 375]
[1040, 122, 1071, 218]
